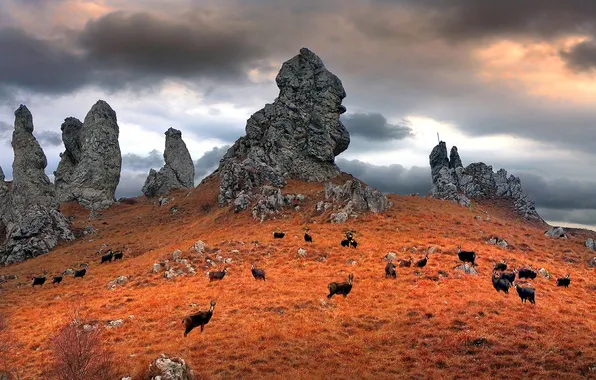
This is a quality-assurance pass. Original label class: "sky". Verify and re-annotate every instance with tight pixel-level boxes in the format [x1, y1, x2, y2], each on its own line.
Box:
[0, 0, 595, 230]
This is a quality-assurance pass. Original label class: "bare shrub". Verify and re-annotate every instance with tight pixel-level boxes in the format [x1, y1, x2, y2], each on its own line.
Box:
[50, 311, 119, 380]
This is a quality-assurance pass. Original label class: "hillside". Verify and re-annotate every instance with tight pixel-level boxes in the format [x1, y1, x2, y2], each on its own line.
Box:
[1, 175, 596, 379]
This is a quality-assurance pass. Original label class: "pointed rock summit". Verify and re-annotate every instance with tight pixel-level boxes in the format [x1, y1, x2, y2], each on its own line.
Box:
[54, 100, 122, 210]
[429, 141, 542, 221]
[142, 127, 194, 197]
[217, 48, 350, 207]
[0, 105, 74, 265]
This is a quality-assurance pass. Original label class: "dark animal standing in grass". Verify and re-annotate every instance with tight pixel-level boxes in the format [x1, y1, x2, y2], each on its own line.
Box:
[515, 284, 535, 304]
[182, 300, 216, 337]
[208, 267, 228, 282]
[492, 271, 511, 294]
[556, 273, 571, 288]
[51, 276, 63, 285]
[499, 271, 516, 283]
[494, 260, 507, 271]
[457, 245, 476, 266]
[398, 257, 413, 267]
[350, 239, 358, 248]
[385, 262, 397, 279]
[340, 239, 350, 247]
[415, 255, 428, 268]
[327, 274, 354, 299]
[304, 231, 313, 243]
[250, 262, 266, 281]
[273, 232, 285, 239]
[100, 250, 114, 264]
[518, 267, 537, 280]
[31, 272, 47, 287]
[341, 232, 353, 247]
[74, 264, 88, 278]
[113, 251, 123, 261]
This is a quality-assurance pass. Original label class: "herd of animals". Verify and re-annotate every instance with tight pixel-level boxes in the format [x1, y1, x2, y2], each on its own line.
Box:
[25, 229, 574, 337]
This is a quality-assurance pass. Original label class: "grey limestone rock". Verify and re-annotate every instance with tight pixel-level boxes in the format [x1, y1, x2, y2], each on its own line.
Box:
[545, 226, 567, 239]
[142, 128, 194, 197]
[218, 48, 350, 207]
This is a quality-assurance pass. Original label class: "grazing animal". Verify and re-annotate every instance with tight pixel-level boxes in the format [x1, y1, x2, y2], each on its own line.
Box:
[415, 255, 428, 268]
[113, 250, 123, 260]
[51, 276, 63, 285]
[304, 232, 313, 243]
[182, 300, 216, 337]
[31, 272, 47, 287]
[457, 245, 476, 266]
[518, 267, 537, 280]
[208, 267, 228, 282]
[494, 260, 507, 271]
[74, 265, 88, 278]
[398, 257, 413, 267]
[340, 239, 350, 247]
[250, 263, 266, 281]
[492, 272, 511, 294]
[100, 250, 114, 264]
[385, 262, 397, 279]
[499, 271, 516, 283]
[327, 274, 354, 299]
[556, 273, 571, 287]
[350, 239, 358, 248]
[273, 232, 285, 239]
[515, 284, 536, 304]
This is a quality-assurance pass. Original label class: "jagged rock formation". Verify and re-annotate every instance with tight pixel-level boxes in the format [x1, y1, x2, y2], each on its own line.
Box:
[586, 238, 596, 251]
[142, 128, 194, 197]
[429, 141, 542, 221]
[54, 100, 121, 210]
[321, 180, 389, 223]
[0, 106, 74, 265]
[217, 48, 350, 207]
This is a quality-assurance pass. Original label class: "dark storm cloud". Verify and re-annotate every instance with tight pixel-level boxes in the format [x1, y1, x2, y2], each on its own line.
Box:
[517, 174, 596, 211]
[560, 40, 596, 72]
[536, 208, 596, 229]
[121, 150, 163, 171]
[0, 120, 10, 138]
[341, 113, 413, 141]
[336, 158, 431, 195]
[35, 130, 62, 147]
[115, 170, 147, 199]
[194, 145, 230, 181]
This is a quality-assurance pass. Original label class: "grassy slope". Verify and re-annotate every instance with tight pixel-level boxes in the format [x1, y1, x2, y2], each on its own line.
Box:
[1, 175, 596, 379]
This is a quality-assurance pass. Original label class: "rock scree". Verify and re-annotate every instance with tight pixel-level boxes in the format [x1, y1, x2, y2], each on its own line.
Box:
[429, 141, 542, 221]
[0, 105, 74, 265]
[217, 48, 350, 208]
[142, 128, 195, 197]
[54, 100, 121, 210]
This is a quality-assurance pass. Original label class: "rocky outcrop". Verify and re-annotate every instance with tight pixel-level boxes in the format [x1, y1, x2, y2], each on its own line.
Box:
[0, 106, 74, 265]
[545, 226, 567, 239]
[217, 48, 350, 207]
[147, 354, 194, 380]
[54, 100, 121, 210]
[429, 141, 542, 221]
[142, 128, 194, 197]
[323, 180, 389, 223]
[586, 238, 596, 251]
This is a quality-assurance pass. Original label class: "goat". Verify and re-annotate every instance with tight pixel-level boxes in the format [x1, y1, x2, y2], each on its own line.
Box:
[398, 257, 413, 267]
[457, 245, 476, 266]
[340, 239, 350, 247]
[518, 267, 537, 280]
[113, 250, 123, 260]
[499, 271, 516, 283]
[250, 263, 266, 281]
[415, 255, 428, 268]
[73, 264, 88, 278]
[494, 260, 507, 271]
[327, 273, 354, 299]
[273, 232, 285, 239]
[515, 284, 536, 304]
[31, 271, 47, 287]
[385, 262, 396, 279]
[208, 267, 228, 282]
[51, 276, 63, 285]
[350, 239, 358, 248]
[556, 273, 571, 288]
[491, 272, 511, 294]
[304, 232, 313, 243]
[100, 250, 114, 264]
[182, 300, 216, 337]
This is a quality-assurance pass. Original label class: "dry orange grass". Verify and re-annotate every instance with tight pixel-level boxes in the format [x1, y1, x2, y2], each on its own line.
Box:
[1, 175, 596, 379]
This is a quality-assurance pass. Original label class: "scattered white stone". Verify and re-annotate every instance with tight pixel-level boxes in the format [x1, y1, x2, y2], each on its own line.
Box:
[172, 249, 182, 261]
[107, 276, 128, 290]
[105, 319, 124, 329]
[152, 263, 161, 273]
[297, 248, 307, 257]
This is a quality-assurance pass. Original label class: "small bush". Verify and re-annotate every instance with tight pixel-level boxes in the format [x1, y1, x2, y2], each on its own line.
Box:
[50, 316, 119, 380]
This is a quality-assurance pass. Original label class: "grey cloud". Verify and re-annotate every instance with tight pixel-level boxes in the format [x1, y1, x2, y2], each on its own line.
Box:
[517, 173, 596, 210]
[195, 145, 230, 182]
[115, 170, 147, 199]
[121, 150, 163, 171]
[336, 158, 431, 195]
[341, 113, 413, 141]
[536, 208, 596, 230]
[0, 120, 10, 138]
[35, 130, 62, 147]
[560, 40, 596, 72]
